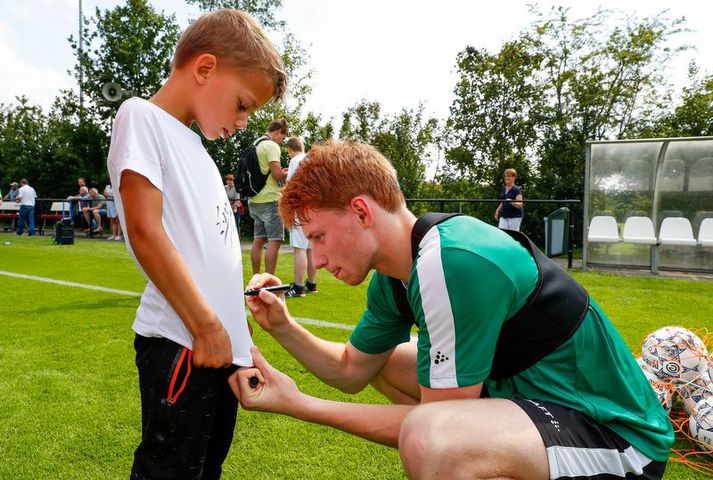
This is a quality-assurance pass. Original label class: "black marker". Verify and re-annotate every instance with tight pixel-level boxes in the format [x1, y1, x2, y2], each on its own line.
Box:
[244, 284, 292, 296]
[248, 376, 260, 389]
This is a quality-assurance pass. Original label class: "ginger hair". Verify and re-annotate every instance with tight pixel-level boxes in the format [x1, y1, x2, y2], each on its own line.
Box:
[279, 141, 405, 228]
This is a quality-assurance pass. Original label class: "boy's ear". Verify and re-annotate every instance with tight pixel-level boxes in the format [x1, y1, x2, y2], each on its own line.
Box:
[192, 53, 218, 85]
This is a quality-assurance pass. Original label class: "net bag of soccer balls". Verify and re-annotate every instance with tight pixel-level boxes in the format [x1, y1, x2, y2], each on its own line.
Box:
[636, 326, 713, 475]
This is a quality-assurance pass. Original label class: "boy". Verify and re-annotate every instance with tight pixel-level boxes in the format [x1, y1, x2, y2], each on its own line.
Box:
[107, 9, 286, 479]
[283, 137, 317, 297]
[231, 141, 673, 480]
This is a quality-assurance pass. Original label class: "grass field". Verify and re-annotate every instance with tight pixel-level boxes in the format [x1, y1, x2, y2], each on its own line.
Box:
[0, 235, 712, 479]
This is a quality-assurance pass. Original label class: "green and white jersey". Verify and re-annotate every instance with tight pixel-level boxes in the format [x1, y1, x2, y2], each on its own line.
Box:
[350, 216, 673, 462]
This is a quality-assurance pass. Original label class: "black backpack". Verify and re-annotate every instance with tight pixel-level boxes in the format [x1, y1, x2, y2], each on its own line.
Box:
[235, 136, 271, 197]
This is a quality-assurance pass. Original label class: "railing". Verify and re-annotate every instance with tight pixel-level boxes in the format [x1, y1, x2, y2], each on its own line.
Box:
[405, 198, 581, 268]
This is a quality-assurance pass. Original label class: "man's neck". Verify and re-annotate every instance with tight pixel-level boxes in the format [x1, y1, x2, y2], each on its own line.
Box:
[372, 206, 417, 282]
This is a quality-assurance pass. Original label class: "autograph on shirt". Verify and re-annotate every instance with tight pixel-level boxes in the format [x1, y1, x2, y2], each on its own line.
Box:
[215, 201, 236, 247]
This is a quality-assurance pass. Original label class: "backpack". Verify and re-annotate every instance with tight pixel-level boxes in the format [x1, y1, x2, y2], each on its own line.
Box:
[235, 136, 271, 197]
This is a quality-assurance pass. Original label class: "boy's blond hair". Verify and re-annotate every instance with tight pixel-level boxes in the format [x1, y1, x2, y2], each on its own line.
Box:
[279, 141, 405, 228]
[286, 136, 304, 153]
[173, 9, 287, 101]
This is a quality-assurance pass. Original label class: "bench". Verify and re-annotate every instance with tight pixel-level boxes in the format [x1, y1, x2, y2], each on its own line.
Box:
[0, 202, 20, 231]
[39, 201, 72, 235]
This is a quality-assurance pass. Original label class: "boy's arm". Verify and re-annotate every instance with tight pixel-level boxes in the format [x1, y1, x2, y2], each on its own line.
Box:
[120, 169, 233, 368]
[269, 161, 287, 182]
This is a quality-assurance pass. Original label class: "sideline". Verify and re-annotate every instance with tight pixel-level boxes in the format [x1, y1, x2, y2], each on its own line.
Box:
[0, 270, 356, 332]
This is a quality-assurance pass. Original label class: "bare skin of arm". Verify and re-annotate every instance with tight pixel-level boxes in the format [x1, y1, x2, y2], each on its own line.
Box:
[269, 161, 287, 182]
[245, 273, 392, 393]
[230, 346, 483, 447]
[120, 170, 232, 367]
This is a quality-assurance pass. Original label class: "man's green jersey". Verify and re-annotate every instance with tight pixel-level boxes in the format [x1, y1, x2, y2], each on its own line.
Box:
[350, 216, 673, 462]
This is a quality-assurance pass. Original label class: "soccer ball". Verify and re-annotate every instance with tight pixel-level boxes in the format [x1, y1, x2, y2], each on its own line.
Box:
[641, 326, 708, 384]
[689, 399, 713, 452]
[681, 370, 713, 416]
[637, 357, 675, 413]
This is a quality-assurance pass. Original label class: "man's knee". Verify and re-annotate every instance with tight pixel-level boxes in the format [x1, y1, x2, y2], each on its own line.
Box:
[399, 403, 445, 477]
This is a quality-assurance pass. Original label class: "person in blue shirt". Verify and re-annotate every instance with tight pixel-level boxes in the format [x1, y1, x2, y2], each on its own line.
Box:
[494, 167, 524, 231]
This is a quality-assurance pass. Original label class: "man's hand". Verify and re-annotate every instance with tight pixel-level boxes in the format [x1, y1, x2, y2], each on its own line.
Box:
[245, 273, 292, 333]
[191, 319, 233, 368]
[228, 346, 302, 415]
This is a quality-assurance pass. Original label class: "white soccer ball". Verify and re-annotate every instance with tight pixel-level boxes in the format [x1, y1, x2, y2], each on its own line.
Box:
[681, 370, 713, 416]
[689, 399, 713, 452]
[641, 326, 708, 384]
[637, 358, 675, 413]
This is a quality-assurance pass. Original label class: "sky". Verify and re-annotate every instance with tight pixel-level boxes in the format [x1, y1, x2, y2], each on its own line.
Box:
[0, 0, 712, 126]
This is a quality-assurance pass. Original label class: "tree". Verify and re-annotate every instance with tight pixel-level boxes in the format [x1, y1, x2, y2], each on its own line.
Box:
[185, 0, 285, 30]
[69, 0, 180, 125]
[639, 64, 713, 137]
[338, 100, 439, 198]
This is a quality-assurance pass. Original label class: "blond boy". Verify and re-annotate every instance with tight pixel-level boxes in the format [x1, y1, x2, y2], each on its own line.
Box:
[107, 10, 285, 479]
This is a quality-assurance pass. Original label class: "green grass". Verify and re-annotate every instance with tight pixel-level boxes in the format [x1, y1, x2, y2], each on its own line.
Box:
[0, 235, 712, 479]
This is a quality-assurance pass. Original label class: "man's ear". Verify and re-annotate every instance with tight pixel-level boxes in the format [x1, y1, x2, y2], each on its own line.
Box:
[192, 53, 218, 85]
[350, 196, 373, 227]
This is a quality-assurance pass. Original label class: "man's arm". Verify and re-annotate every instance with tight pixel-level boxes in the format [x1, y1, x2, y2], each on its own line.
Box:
[120, 170, 232, 367]
[269, 161, 287, 182]
[246, 274, 390, 393]
[230, 346, 483, 447]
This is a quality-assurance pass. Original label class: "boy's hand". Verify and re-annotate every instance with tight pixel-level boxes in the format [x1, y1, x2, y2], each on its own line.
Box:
[228, 346, 301, 415]
[192, 319, 233, 368]
[245, 274, 292, 333]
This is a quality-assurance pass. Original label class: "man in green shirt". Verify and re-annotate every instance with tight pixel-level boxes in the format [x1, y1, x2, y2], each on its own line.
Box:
[84, 187, 106, 234]
[248, 119, 288, 275]
[231, 141, 673, 480]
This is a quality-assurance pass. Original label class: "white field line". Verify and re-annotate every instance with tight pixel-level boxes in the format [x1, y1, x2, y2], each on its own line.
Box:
[0, 270, 356, 331]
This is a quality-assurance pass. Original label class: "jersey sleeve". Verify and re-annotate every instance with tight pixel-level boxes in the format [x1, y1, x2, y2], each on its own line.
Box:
[411, 246, 519, 388]
[349, 273, 412, 355]
[108, 101, 164, 192]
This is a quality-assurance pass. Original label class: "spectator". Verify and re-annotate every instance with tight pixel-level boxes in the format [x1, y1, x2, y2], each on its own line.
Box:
[68, 186, 92, 231]
[284, 137, 317, 297]
[83, 187, 106, 234]
[15, 179, 37, 236]
[494, 167, 524, 231]
[4, 182, 19, 201]
[225, 173, 242, 237]
[67, 177, 88, 224]
[104, 185, 122, 241]
[248, 118, 289, 275]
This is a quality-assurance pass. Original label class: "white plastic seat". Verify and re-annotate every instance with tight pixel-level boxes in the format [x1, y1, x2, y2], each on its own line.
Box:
[622, 216, 657, 244]
[587, 216, 620, 243]
[699, 218, 713, 247]
[658, 217, 697, 246]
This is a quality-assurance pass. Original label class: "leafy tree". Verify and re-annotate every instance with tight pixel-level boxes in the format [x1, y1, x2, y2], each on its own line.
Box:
[639, 64, 713, 137]
[339, 100, 439, 198]
[185, 0, 285, 30]
[69, 0, 180, 125]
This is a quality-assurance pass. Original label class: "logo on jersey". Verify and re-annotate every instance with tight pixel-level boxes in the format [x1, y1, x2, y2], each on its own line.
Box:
[434, 351, 450, 365]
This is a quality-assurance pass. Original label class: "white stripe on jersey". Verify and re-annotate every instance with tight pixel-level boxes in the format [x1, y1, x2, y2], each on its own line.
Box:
[547, 445, 651, 479]
[416, 225, 458, 388]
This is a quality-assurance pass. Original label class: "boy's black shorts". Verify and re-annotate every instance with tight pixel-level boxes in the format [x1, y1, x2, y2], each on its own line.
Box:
[512, 399, 667, 480]
[131, 335, 238, 480]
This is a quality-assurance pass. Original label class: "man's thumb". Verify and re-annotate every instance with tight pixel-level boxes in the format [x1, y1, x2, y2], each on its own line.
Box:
[251, 345, 270, 370]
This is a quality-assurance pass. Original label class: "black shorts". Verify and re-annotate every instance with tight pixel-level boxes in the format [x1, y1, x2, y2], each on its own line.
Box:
[131, 335, 239, 480]
[512, 399, 667, 480]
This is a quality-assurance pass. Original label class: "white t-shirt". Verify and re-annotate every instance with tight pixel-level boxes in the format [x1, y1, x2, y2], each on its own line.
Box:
[17, 185, 37, 206]
[107, 98, 252, 366]
[286, 152, 306, 180]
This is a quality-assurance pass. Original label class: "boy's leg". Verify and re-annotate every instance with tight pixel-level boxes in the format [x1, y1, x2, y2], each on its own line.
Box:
[264, 240, 281, 275]
[200, 372, 239, 480]
[263, 201, 284, 275]
[249, 202, 268, 274]
[250, 237, 266, 274]
[131, 335, 238, 480]
[293, 247, 307, 285]
[306, 248, 317, 284]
